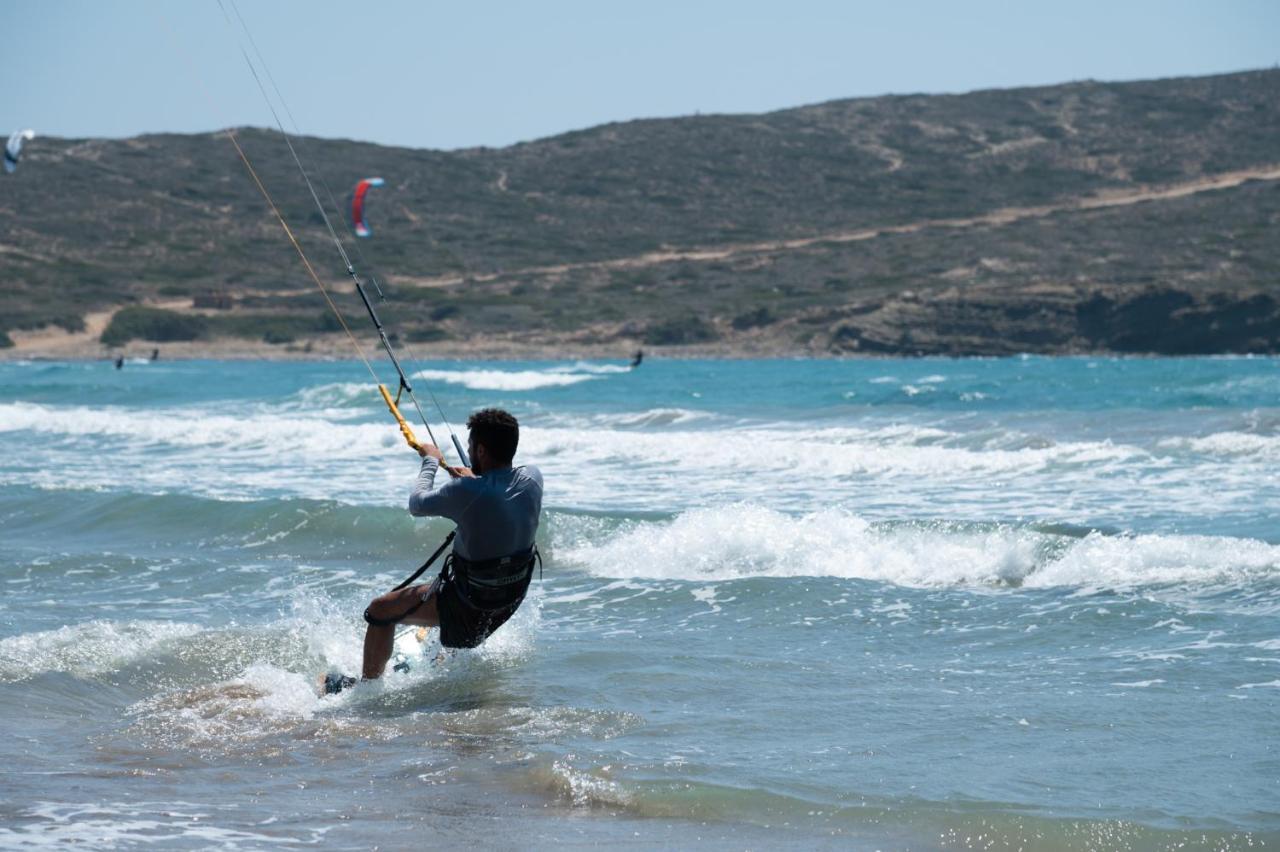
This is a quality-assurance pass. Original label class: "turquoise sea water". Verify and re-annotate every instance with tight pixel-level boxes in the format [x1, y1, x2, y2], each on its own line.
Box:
[0, 356, 1277, 849]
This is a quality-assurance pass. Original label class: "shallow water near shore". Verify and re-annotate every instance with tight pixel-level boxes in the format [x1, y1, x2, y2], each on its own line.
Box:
[1, 356, 1277, 849]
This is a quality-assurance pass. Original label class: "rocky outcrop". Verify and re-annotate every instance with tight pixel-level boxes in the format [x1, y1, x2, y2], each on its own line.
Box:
[826, 285, 1280, 356]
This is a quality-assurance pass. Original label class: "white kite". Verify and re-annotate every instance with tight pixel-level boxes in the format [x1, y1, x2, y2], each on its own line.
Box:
[4, 129, 35, 174]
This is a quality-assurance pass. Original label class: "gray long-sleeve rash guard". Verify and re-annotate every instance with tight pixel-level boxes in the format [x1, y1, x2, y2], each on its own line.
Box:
[408, 457, 543, 561]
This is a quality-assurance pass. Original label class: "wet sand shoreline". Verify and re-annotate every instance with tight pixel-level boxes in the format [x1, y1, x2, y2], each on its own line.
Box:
[0, 331, 812, 362]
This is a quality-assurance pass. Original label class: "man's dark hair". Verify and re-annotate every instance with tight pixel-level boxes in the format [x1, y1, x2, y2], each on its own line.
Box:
[467, 408, 519, 465]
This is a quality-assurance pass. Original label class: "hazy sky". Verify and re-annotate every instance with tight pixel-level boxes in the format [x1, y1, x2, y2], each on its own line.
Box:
[5, 0, 1278, 150]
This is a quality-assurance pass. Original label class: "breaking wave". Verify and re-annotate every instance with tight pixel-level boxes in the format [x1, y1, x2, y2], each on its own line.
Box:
[413, 367, 601, 391]
[556, 504, 1280, 591]
[0, 620, 197, 683]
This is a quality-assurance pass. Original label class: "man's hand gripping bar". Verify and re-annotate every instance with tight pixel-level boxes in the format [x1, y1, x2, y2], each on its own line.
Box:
[378, 384, 464, 478]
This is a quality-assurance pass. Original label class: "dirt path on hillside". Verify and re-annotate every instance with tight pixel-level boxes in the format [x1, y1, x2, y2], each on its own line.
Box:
[395, 164, 1280, 288]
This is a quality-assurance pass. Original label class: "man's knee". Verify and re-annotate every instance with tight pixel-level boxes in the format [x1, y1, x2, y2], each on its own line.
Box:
[365, 592, 398, 619]
[365, 591, 411, 627]
[364, 585, 434, 628]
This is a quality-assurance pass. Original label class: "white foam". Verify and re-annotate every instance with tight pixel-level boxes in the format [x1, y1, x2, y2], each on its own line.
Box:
[1025, 531, 1280, 590]
[554, 361, 632, 375]
[559, 505, 1040, 586]
[521, 421, 1149, 514]
[238, 662, 323, 718]
[285, 381, 375, 412]
[128, 662, 325, 747]
[575, 408, 715, 428]
[413, 367, 599, 391]
[0, 399, 1132, 509]
[0, 400, 411, 502]
[525, 422, 1139, 478]
[557, 504, 1280, 591]
[0, 401, 386, 455]
[0, 619, 196, 682]
[0, 801, 314, 847]
[2, 395, 1274, 526]
[1159, 431, 1280, 460]
[548, 759, 631, 807]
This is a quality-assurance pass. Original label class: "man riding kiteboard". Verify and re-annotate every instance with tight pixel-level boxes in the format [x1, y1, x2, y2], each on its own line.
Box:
[325, 408, 543, 693]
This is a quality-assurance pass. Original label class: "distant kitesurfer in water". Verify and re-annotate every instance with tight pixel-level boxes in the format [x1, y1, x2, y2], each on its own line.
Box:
[630, 348, 643, 369]
[357, 408, 543, 682]
[150, 348, 160, 361]
[114, 356, 124, 370]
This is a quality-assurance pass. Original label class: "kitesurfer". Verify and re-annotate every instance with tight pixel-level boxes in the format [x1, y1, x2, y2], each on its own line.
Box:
[358, 408, 543, 681]
[630, 349, 644, 369]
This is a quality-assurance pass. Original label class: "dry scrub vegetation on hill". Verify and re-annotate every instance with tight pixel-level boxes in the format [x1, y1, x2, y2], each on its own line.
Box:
[2, 69, 1279, 356]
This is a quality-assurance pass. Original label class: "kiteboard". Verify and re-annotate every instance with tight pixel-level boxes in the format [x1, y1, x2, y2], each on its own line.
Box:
[319, 625, 439, 695]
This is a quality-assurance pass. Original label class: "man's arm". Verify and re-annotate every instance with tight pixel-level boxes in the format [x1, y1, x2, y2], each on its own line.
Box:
[408, 445, 475, 521]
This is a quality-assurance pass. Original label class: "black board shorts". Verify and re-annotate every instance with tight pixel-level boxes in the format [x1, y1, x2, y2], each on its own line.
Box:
[432, 571, 532, 649]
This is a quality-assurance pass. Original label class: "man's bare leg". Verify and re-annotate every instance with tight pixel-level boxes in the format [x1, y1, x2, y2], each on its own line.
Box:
[362, 584, 440, 680]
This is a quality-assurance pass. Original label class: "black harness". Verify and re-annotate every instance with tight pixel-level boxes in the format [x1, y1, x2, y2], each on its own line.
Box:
[444, 547, 541, 613]
[364, 540, 540, 626]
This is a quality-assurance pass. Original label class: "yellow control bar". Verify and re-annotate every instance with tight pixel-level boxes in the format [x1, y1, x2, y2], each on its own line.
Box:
[378, 383, 424, 454]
